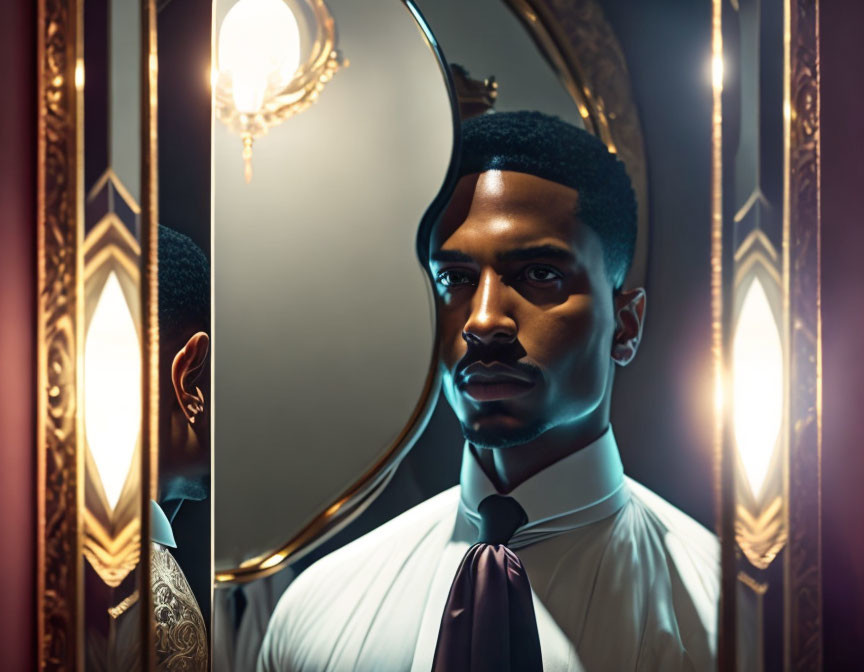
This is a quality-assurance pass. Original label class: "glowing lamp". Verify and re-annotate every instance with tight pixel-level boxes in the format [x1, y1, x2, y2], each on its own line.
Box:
[217, 0, 302, 115]
[214, 0, 345, 182]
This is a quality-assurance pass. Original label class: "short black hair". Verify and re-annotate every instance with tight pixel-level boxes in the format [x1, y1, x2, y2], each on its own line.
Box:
[437, 110, 637, 289]
[158, 225, 209, 346]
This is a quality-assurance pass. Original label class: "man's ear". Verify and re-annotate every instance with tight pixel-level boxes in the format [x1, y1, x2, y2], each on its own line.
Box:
[611, 288, 646, 367]
[172, 331, 210, 424]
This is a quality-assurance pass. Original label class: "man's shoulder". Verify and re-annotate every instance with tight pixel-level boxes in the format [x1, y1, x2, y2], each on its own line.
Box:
[617, 477, 720, 651]
[625, 475, 719, 560]
[258, 486, 461, 671]
[279, 484, 459, 605]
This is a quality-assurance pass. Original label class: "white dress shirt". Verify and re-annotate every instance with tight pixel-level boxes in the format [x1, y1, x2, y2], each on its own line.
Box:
[258, 427, 749, 671]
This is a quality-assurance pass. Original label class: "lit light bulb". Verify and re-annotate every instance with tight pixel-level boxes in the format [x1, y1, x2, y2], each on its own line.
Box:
[218, 0, 302, 114]
[733, 278, 783, 498]
[84, 272, 142, 511]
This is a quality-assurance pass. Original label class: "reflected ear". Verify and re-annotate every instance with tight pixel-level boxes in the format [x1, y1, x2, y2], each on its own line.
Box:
[611, 288, 646, 367]
[171, 331, 210, 424]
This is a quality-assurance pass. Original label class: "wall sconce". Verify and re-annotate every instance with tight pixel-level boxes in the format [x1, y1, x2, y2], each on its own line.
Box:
[215, 0, 346, 182]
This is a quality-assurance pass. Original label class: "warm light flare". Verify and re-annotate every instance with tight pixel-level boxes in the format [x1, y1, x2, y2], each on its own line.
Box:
[217, 0, 302, 114]
[712, 54, 724, 91]
[75, 59, 85, 90]
[84, 272, 142, 511]
[733, 278, 783, 498]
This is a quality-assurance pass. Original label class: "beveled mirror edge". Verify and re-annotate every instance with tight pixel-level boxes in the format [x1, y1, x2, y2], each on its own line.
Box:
[141, 0, 160, 666]
[213, 0, 459, 585]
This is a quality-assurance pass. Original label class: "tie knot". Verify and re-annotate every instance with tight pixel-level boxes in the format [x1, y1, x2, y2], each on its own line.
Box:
[476, 495, 528, 545]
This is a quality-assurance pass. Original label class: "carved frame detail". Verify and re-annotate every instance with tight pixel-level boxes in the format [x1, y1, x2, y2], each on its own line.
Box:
[37, 0, 83, 667]
[37, 0, 160, 667]
[714, 0, 822, 668]
[784, 0, 821, 668]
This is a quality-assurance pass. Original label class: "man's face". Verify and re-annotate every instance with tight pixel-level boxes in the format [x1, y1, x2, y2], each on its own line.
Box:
[430, 170, 617, 449]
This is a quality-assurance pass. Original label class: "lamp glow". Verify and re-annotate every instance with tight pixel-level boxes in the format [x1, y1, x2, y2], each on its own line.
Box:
[733, 278, 783, 498]
[217, 0, 302, 115]
[84, 271, 141, 511]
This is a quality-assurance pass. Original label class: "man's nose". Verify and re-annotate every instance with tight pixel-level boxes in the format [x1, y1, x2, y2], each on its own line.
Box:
[462, 269, 517, 346]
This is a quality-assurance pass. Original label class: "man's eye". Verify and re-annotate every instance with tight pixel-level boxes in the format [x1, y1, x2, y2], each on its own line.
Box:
[436, 269, 474, 287]
[523, 265, 563, 283]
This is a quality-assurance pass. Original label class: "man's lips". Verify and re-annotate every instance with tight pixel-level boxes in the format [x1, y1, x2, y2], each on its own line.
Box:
[457, 362, 538, 402]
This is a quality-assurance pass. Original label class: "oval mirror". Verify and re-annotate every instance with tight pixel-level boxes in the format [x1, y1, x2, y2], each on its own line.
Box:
[213, 0, 457, 574]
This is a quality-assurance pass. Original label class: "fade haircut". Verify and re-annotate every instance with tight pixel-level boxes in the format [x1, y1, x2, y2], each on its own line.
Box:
[436, 110, 637, 290]
[158, 225, 209, 348]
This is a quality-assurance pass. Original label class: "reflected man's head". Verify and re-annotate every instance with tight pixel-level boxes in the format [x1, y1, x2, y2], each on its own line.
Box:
[158, 225, 210, 498]
[428, 111, 646, 450]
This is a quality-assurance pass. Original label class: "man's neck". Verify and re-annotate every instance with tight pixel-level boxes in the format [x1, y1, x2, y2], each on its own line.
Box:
[473, 412, 610, 493]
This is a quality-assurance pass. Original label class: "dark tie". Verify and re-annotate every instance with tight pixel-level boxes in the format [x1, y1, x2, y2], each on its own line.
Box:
[431, 494, 543, 672]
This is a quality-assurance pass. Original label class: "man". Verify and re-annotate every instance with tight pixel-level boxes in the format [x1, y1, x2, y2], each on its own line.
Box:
[257, 111, 739, 671]
[152, 225, 211, 670]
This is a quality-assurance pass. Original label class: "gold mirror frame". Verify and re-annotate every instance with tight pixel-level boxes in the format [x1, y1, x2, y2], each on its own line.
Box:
[36, 0, 159, 667]
[713, 0, 822, 668]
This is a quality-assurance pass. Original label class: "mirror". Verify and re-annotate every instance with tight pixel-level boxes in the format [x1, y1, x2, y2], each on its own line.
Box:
[29, 0, 823, 668]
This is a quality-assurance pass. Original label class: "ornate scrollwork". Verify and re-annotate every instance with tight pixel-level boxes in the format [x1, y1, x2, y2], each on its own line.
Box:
[37, 0, 81, 668]
[151, 547, 208, 672]
[785, 0, 822, 669]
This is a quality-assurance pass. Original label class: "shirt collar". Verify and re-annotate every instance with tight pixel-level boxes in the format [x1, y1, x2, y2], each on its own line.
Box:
[458, 425, 630, 545]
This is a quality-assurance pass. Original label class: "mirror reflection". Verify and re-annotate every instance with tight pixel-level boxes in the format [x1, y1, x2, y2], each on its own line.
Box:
[196, 0, 763, 670]
[150, 0, 795, 669]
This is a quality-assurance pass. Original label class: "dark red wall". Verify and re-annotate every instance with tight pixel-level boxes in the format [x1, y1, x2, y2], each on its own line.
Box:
[0, 0, 36, 669]
[821, 2, 864, 667]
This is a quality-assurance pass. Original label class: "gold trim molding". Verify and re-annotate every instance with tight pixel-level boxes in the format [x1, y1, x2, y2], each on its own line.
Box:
[37, 0, 161, 667]
[783, 0, 822, 667]
[714, 0, 822, 667]
[37, 0, 83, 667]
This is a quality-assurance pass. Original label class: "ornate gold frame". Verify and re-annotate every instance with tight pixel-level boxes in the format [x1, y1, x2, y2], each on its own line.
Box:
[215, 0, 648, 584]
[783, 0, 821, 666]
[713, 0, 822, 668]
[36, 0, 160, 667]
[36, 0, 83, 665]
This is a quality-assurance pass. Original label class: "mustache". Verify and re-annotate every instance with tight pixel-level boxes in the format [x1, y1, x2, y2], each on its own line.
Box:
[454, 342, 542, 381]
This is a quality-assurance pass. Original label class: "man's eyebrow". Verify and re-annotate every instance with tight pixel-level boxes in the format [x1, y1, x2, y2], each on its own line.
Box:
[496, 245, 575, 263]
[429, 249, 474, 263]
